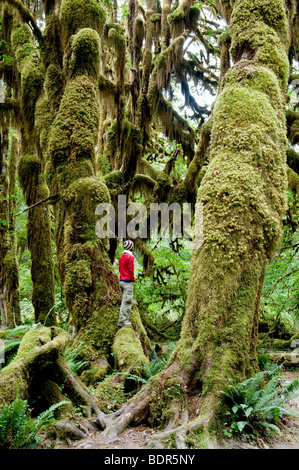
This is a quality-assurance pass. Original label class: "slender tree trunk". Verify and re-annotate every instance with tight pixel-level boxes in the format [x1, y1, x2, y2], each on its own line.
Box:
[8, 19, 56, 325]
[0, 113, 21, 327]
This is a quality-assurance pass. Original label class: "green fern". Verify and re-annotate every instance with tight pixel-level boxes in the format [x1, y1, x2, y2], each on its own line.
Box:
[62, 342, 88, 375]
[221, 365, 299, 438]
[0, 398, 70, 449]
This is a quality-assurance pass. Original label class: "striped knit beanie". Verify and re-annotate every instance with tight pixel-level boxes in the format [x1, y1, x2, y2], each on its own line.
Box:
[123, 240, 134, 251]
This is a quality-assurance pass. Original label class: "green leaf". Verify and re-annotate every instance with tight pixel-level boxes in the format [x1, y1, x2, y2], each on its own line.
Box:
[244, 406, 253, 417]
[236, 421, 248, 433]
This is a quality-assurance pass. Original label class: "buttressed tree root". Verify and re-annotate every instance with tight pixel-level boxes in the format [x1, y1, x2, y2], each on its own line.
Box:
[0, 325, 110, 433]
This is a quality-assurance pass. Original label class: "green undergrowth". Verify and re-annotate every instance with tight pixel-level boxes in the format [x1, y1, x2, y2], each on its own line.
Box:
[221, 364, 299, 442]
[0, 388, 69, 449]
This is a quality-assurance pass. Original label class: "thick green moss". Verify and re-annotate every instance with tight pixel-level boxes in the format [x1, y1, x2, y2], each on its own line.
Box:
[112, 326, 150, 375]
[218, 31, 231, 46]
[0, 326, 70, 404]
[18, 154, 41, 193]
[147, 372, 186, 426]
[68, 28, 101, 79]
[230, 0, 290, 89]
[94, 374, 127, 413]
[11, 25, 44, 135]
[59, 0, 107, 47]
[44, 64, 63, 113]
[18, 153, 56, 324]
[173, 0, 289, 415]
[47, 75, 99, 171]
[10, 25, 32, 68]
[80, 358, 110, 386]
[230, 0, 289, 43]
[35, 93, 53, 153]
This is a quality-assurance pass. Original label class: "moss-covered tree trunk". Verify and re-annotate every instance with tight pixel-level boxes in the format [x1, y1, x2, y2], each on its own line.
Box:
[18, 154, 56, 325]
[45, 0, 132, 369]
[10, 20, 56, 326]
[0, 111, 21, 327]
[101, 0, 292, 446]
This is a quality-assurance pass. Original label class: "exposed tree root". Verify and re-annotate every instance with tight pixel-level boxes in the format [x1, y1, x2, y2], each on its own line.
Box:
[98, 382, 152, 439]
[96, 384, 218, 449]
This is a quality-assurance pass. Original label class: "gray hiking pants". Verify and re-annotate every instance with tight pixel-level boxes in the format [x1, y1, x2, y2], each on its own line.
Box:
[119, 281, 134, 324]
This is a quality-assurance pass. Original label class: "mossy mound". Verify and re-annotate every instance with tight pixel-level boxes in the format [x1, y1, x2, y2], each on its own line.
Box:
[112, 326, 150, 375]
[94, 374, 127, 413]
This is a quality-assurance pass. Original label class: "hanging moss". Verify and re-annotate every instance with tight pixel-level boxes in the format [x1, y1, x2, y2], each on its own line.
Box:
[218, 31, 231, 46]
[150, 13, 162, 22]
[18, 154, 41, 192]
[35, 93, 53, 155]
[10, 24, 32, 68]
[167, 0, 190, 38]
[11, 25, 44, 138]
[215, 0, 233, 22]
[154, 35, 185, 90]
[189, 5, 201, 31]
[134, 17, 145, 65]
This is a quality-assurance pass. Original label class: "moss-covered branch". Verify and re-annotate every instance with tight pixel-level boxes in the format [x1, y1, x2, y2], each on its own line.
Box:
[5, 0, 44, 46]
[15, 193, 60, 216]
[173, 119, 212, 204]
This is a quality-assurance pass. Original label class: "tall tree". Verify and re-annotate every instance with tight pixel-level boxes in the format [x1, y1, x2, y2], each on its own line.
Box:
[98, 0, 298, 447]
[0, 0, 299, 449]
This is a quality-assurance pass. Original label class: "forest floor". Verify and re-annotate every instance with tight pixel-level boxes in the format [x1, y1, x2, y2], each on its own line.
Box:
[52, 370, 299, 451]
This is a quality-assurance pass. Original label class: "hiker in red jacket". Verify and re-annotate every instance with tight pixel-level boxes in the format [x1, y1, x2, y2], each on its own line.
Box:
[118, 240, 135, 327]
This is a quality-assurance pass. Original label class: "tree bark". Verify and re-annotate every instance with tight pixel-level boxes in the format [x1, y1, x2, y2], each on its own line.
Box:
[0, 113, 21, 327]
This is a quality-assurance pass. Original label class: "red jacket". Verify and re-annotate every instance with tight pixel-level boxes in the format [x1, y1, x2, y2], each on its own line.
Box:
[119, 251, 135, 282]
